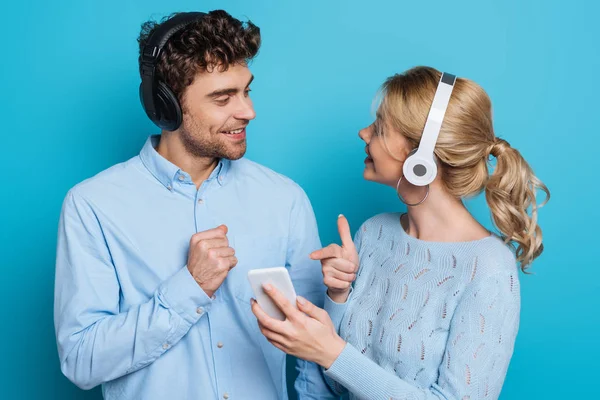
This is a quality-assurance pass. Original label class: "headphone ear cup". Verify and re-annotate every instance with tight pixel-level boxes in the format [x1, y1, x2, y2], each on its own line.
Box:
[155, 81, 183, 131]
[139, 82, 158, 125]
[403, 147, 437, 186]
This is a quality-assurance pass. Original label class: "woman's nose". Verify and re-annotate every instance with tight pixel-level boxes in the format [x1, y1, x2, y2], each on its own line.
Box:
[358, 125, 372, 142]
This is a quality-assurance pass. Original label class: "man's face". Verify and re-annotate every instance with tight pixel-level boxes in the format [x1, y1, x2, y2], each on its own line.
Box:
[178, 63, 255, 160]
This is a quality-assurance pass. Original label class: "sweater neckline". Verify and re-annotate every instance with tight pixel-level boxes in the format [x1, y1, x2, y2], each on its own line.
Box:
[397, 212, 497, 247]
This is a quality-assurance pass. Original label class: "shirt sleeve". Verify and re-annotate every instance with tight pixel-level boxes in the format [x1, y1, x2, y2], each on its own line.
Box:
[54, 189, 213, 390]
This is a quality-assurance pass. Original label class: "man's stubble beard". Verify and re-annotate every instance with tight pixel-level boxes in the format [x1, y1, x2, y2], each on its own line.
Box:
[179, 113, 247, 160]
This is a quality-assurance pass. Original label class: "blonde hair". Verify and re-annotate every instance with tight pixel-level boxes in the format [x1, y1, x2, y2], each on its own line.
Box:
[377, 66, 549, 271]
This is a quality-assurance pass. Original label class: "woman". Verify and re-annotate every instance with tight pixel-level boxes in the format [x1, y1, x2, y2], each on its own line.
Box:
[251, 66, 549, 399]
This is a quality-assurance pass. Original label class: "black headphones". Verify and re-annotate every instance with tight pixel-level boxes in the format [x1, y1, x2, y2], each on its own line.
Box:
[139, 12, 207, 131]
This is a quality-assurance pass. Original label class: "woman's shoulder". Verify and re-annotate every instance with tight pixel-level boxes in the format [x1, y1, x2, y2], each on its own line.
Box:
[355, 212, 401, 236]
[466, 235, 520, 287]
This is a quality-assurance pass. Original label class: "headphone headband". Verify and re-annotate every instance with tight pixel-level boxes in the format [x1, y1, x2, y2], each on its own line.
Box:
[142, 12, 207, 64]
[417, 72, 456, 157]
[402, 71, 457, 187]
[139, 12, 207, 130]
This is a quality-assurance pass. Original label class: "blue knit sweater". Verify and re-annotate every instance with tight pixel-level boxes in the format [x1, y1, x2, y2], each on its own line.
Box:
[323, 212, 520, 400]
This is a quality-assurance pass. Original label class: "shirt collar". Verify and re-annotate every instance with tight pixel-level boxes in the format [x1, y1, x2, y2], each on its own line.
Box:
[139, 135, 231, 190]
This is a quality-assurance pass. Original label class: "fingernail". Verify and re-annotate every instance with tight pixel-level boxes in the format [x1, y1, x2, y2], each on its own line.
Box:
[297, 296, 306, 305]
[251, 298, 256, 304]
[263, 284, 272, 291]
[338, 214, 343, 218]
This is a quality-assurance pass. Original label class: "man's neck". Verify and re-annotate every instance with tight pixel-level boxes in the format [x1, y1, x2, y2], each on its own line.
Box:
[156, 131, 219, 188]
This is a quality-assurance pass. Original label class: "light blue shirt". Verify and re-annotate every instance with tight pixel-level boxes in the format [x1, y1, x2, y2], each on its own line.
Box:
[54, 135, 336, 400]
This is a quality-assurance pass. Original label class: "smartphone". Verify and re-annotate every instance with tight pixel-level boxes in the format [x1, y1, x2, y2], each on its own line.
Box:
[247, 267, 297, 321]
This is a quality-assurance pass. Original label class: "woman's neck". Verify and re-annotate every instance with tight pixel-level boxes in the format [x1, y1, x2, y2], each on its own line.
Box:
[402, 183, 489, 242]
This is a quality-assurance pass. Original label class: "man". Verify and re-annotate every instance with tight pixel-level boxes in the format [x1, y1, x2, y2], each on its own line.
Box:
[54, 10, 335, 400]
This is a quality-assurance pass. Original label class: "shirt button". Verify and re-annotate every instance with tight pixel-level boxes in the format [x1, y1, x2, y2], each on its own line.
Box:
[166, 185, 172, 191]
[217, 342, 224, 348]
[198, 199, 204, 204]
[162, 343, 169, 350]
[223, 393, 229, 399]
[211, 295, 216, 300]
[178, 175, 185, 181]
[196, 307, 204, 314]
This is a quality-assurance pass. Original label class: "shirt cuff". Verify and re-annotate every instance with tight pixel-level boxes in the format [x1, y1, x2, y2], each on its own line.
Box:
[324, 288, 352, 330]
[158, 265, 213, 324]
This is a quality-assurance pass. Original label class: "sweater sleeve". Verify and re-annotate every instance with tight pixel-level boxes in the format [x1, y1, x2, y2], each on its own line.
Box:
[324, 221, 366, 330]
[321, 221, 366, 397]
[324, 272, 521, 400]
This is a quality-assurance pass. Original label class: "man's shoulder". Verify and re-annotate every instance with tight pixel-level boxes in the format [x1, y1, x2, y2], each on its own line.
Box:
[68, 156, 141, 201]
[230, 158, 306, 196]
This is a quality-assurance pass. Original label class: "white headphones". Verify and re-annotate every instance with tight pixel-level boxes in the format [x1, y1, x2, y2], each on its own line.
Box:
[402, 72, 457, 186]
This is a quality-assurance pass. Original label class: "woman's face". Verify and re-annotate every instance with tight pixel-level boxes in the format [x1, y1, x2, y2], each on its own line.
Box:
[359, 117, 411, 187]
[359, 116, 430, 204]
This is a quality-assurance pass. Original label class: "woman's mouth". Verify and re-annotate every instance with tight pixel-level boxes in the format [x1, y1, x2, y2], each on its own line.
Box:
[365, 146, 373, 163]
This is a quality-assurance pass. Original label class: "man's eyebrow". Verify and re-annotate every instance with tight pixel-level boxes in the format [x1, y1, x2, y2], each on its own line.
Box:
[206, 75, 255, 98]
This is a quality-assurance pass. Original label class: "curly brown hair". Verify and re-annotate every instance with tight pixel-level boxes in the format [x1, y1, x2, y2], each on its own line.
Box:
[137, 10, 261, 104]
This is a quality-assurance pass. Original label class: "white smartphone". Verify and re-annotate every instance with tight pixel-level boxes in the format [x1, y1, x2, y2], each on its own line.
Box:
[247, 267, 297, 321]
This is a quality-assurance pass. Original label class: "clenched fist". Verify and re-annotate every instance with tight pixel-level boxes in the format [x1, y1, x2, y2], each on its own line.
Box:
[187, 225, 237, 298]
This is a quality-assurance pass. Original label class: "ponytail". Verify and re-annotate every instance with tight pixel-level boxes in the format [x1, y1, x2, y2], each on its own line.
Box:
[485, 139, 550, 271]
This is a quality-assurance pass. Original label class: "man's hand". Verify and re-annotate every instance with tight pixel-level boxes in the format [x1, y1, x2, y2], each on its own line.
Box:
[187, 225, 237, 298]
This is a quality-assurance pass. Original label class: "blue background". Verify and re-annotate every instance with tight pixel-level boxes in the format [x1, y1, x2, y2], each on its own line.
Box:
[1, 0, 597, 398]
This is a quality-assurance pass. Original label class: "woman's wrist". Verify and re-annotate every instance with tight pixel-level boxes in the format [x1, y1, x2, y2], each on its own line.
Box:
[318, 334, 346, 369]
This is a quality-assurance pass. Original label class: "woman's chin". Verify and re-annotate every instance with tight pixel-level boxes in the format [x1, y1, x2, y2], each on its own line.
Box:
[362, 169, 380, 184]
